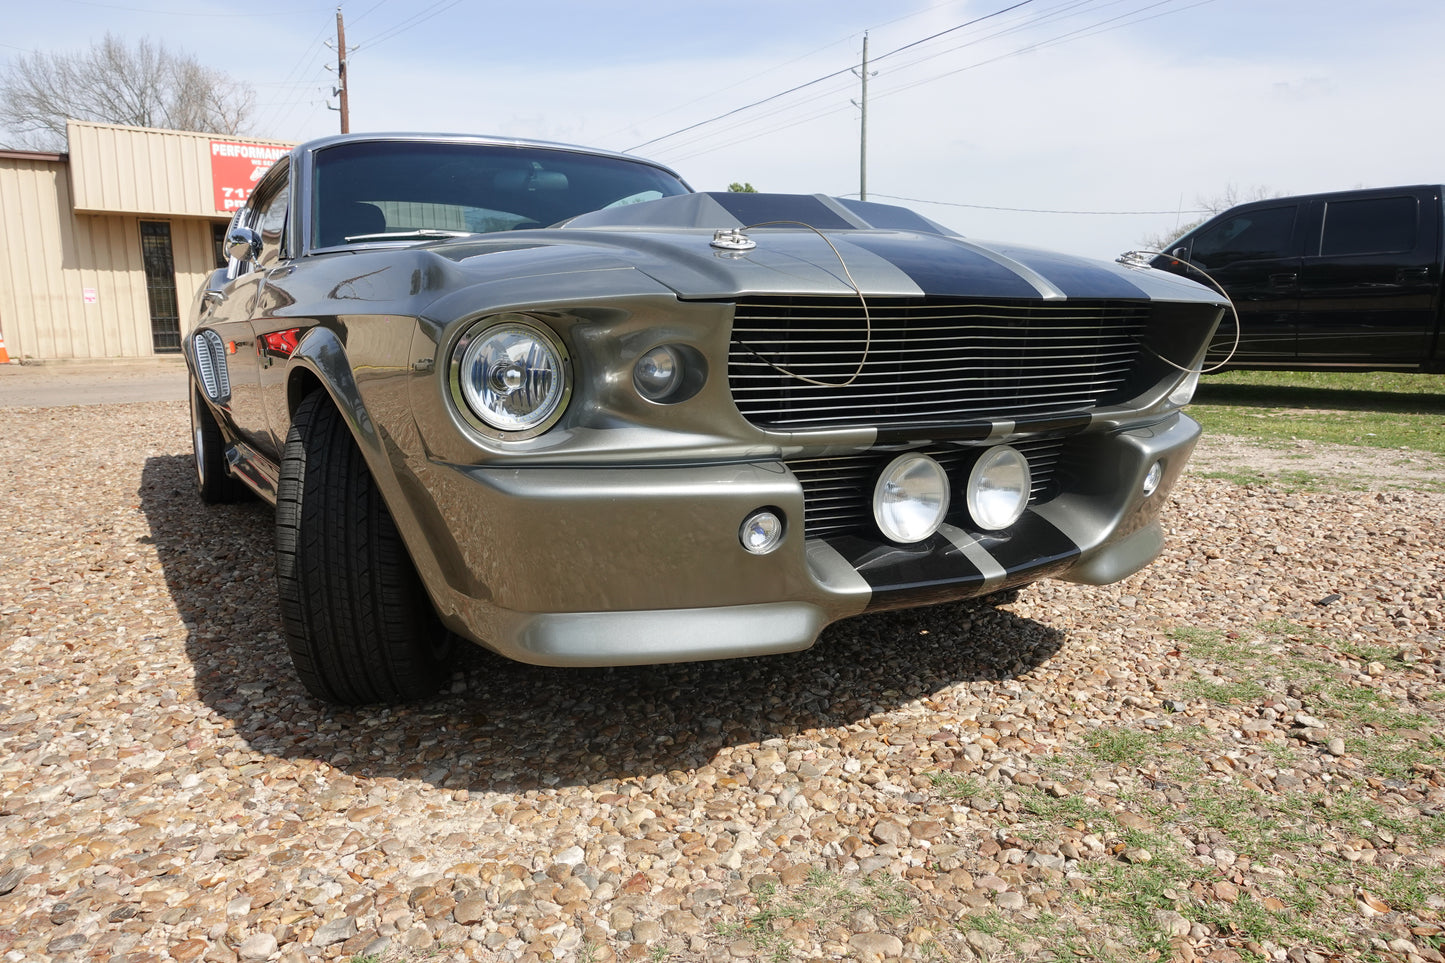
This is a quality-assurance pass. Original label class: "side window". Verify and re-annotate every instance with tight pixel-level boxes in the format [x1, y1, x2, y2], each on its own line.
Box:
[1190, 204, 1297, 269]
[244, 163, 292, 268]
[254, 180, 291, 266]
[1319, 196, 1417, 256]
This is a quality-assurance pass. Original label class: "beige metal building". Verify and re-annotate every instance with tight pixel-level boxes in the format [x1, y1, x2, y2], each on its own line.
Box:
[0, 121, 294, 360]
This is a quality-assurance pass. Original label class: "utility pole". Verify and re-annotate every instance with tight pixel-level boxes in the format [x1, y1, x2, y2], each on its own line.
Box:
[852, 33, 873, 202]
[335, 7, 350, 134]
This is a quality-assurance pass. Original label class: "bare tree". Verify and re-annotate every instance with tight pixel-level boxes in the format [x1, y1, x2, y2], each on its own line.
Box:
[0, 34, 254, 151]
[1138, 183, 1287, 252]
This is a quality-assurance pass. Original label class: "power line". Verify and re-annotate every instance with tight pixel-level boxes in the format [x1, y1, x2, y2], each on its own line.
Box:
[627, 0, 1034, 152]
[859, 192, 1211, 216]
[353, 0, 466, 50]
[641, 0, 1103, 161]
[656, 0, 1211, 165]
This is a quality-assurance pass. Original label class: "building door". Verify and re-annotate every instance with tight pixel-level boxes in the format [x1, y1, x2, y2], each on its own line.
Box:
[139, 221, 181, 353]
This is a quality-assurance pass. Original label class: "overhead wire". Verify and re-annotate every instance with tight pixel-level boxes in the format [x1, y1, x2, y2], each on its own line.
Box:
[859, 193, 1212, 216]
[650, 0, 1091, 159]
[656, 0, 1211, 166]
[625, 0, 1037, 153]
[353, 0, 467, 50]
[642, 0, 1103, 161]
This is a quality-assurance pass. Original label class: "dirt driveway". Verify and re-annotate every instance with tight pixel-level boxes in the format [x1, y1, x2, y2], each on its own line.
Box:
[0, 359, 187, 407]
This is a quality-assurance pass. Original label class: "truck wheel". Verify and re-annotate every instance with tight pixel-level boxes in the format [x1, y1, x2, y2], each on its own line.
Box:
[191, 384, 246, 504]
[275, 389, 452, 704]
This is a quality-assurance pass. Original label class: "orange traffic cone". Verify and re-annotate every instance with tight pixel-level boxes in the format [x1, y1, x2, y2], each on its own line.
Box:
[0, 328, 9, 364]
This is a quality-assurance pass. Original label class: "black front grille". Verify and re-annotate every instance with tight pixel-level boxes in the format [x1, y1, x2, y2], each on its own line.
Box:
[729, 297, 1148, 430]
[789, 437, 1065, 540]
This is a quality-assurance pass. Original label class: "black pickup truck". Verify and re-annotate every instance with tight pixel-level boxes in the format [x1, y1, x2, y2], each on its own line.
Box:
[1145, 184, 1445, 372]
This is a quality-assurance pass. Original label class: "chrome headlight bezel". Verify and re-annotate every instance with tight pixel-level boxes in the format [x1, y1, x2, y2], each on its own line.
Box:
[449, 315, 572, 440]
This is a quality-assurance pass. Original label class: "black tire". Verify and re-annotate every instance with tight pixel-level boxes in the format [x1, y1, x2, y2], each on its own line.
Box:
[275, 390, 453, 704]
[191, 384, 246, 504]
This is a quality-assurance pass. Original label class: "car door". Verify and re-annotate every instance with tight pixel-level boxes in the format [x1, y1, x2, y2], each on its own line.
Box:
[1296, 189, 1441, 365]
[1181, 202, 1303, 365]
[214, 165, 291, 461]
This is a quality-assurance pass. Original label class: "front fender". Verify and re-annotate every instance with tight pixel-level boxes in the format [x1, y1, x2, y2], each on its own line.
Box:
[285, 323, 482, 614]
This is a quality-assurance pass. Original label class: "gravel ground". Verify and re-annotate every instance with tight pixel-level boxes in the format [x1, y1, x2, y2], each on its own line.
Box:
[1, 401, 1442, 963]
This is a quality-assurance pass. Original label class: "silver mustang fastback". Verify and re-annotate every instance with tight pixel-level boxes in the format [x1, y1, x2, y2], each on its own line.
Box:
[186, 133, 1225, 705]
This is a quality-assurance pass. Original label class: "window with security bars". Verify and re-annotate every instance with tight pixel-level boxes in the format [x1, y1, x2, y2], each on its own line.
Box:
[140, 221, 181, 353]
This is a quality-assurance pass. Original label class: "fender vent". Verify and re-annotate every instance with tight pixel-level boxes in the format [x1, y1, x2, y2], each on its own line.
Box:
[193, 330, 231, 401]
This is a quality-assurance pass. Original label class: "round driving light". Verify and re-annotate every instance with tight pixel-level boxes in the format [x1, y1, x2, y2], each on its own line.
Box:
[966, 446, 1032, 531]
[873, 453, 951, 544]
[1143, 460, 1163, 496]
[456, 320, 569, 434]
[634, 345, 683, 402]
[740, 510, 784, 555]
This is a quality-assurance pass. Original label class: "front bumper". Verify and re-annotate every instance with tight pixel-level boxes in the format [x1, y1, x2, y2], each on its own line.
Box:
[410, 412, 1200, 666]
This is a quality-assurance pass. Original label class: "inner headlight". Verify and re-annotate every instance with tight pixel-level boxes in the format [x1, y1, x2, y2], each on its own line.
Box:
[634, 345, 683, 402]
[966, 446, 1031, 531]
[454, 318, 570, 435]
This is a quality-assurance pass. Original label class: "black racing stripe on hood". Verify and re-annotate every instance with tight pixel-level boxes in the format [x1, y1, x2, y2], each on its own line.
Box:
[991, 245, 1151, 299]
[711, 192, 856, 230]
[841, 233, 1043, 299]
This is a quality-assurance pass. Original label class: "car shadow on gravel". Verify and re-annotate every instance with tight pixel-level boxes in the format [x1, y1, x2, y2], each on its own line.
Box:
[141, 454, 1065, 794]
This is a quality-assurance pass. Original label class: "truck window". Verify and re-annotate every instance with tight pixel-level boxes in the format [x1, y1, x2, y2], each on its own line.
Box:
[1190, 204, 1296, 269]
[1319, 196, 1417, 256]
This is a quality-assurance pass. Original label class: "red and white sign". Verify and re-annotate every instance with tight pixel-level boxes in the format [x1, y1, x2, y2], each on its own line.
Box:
[210, 140, 291, 213]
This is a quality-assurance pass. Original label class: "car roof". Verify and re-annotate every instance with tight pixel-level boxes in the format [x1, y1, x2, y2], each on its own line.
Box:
[291, 132, 685, 180]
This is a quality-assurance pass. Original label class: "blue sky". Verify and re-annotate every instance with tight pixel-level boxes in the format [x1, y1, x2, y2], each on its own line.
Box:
[6, 0, 1443, 257]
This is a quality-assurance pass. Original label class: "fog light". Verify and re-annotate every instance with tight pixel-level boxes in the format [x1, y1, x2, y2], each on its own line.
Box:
[1143, 460, 1163, 496]
[873, 454, 950, 543]
[740, 510, 784, 555]
[966, 446, 1031, 531]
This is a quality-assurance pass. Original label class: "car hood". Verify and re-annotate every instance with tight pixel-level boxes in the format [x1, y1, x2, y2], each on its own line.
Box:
[430, 192, 1222, 306]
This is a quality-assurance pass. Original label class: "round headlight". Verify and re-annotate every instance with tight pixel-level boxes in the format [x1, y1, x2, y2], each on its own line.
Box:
[455, 319, 570, 434]
[873, 453, 951, 544]
[634, 345, 683, 402]
[966, 446, 1031, 531]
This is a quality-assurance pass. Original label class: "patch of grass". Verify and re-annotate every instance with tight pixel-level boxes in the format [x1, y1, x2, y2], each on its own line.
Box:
[1335, 640, 1401, 665]
[1192, 370, 1445, 456]
[1082, 728, 1158, 765]
[924, 614, 1445, 962]
[1181, 676, 1269, 705]
[717, 870, 917, 961]
[1169, 626, 1254, 665]
[1194, 466, 1344, 491]
[929, 772, 984, 800]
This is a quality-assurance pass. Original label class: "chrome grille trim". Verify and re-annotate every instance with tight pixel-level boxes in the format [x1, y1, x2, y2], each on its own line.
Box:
[729, 297, 1148, 430]
[789, 438, 1066, 540]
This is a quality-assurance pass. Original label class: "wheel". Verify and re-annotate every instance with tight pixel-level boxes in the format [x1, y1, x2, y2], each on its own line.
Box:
[275, 389, 453, 704]
[190, 384, 246, 504]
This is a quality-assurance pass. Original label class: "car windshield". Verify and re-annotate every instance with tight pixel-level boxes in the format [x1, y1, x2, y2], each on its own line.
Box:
[310, 140, 690, 249]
